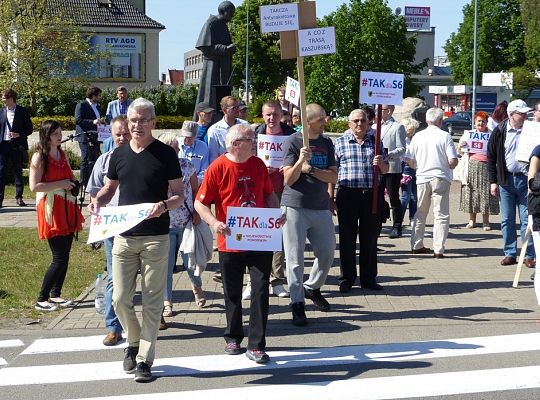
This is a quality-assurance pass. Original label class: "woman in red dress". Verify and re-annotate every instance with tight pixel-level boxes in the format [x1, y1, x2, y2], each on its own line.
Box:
[30, 120, 84, 311]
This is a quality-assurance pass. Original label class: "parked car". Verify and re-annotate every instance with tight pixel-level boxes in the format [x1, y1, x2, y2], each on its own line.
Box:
[442, 111, 473, 135]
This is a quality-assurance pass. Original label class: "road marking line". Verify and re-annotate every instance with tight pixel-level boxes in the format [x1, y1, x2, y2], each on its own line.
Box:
[0, 339, 23, 348]
[22, 335, 126, 355]
[67, 365, 540, 400]
[3, 332, 540, 386]
[0, 358, 6, 366]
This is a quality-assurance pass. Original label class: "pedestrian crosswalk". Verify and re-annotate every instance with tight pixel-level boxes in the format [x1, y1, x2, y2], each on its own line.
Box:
[1, 333, 540, 398]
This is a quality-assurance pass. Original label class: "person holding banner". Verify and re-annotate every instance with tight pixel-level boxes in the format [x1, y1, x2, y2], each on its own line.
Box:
[331, 109, 389, 294]
[242, 100, 296, 300]
[281, 103, 337, 326]
[487, 99, 535, 267]
[86, 115, 131, 346]
[89, 98, 184, 382]
[195, 124, 279, 364]
[457, 111, 499, 231]
[30, 120, 85, 311]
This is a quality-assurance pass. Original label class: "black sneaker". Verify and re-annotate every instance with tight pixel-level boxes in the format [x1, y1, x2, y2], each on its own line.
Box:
[388, 227, 402, 239]
[123, 346, 139, 374]
[291, 302, 307, 326]
[224, 341, 242, 355]
[304, 287, 331, 311]
[134, 362, 152, 382]
[339, 280, 354, 294]
[246, 349, 270, 364]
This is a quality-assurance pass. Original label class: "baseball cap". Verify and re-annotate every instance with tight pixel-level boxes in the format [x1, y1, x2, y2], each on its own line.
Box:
[507, 99, 532, 114]
[238, 101, 248, 110]
[195, 102, 214, 113]
[181, 121, 198, 137]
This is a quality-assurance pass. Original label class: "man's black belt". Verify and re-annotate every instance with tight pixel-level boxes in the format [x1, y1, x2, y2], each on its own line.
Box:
[342, 186, 373, 194]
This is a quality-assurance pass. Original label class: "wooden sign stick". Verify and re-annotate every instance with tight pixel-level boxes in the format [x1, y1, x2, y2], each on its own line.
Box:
[372, 105, 382, 214]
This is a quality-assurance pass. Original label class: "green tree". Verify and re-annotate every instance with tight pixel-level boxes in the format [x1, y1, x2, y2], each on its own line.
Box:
[0, 0, 98, 115]
[303, 0, 423, 115]
[521, 0, 540, 68]
[230, 0, 296, 102]
[444, 0, 525, 85]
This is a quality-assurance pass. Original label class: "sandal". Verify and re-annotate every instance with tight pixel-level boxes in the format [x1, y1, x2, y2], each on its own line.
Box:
[482, 224, 491, 231]
[193, 286, 206, 308]
[162, 302, 173, 317]
[465, 221, 475, 229]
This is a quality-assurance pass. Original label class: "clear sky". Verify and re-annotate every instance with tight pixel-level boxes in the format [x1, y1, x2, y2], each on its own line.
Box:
[146, 0, 470, 74]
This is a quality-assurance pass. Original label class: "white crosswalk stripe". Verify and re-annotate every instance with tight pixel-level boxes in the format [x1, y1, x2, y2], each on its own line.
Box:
[0, 339, 24, 348]
[2, 332, 540, 398]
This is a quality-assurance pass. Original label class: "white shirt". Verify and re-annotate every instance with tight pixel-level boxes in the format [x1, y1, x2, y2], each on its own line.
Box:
[408, 125, 458, 184]
[3, 107, 15, 141]
[86, 98, 101, 120]
[207, 118, 248, 163]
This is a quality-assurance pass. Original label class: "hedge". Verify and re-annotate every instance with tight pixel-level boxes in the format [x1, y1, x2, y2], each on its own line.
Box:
[30, 115, 191, 131]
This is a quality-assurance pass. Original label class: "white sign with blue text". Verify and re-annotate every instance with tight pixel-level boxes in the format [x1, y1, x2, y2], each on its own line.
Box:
[464, 130, 491, 156]
[260, 3, 299, 33]
[359, 71, 404, 105]
[225, 207, 283, 251]
[87, 203, 154, 243]
[285, 76, 300, 107]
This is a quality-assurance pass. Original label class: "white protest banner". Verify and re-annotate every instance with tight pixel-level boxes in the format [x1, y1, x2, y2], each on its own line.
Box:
[257, 134, 287, 168]
[516, 120, 540, 162]
[97, 124, 111, 142]
[465, 130, 491, 156]
[260, 3, 299, 33]
[87, 203, 154, 244]
[285, 76, 300, 107]
[359, 71, 404, 105]
[225, 207, 282, 251]
[298, 27, 336, 57]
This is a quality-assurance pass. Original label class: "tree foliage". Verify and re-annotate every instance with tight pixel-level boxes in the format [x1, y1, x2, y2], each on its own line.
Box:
[230, 0, 296, 100]
[0, 0, 98, 115]
[521, 0, 540, 69]
[444, 0, 525, 85]
[303, 0, 423, 115]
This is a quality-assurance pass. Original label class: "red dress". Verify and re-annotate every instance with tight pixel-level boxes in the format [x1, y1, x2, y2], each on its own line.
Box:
[36, 150, 85, 239]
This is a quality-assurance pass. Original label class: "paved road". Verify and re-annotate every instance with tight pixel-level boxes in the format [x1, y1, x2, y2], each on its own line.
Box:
[1, 181, 539, 399]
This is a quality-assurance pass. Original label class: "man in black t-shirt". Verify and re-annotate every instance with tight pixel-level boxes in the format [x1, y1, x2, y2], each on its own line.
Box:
[89, 98, 184, 383]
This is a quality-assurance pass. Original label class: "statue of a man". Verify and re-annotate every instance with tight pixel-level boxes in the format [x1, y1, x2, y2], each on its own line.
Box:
[195, 1, 236, 111]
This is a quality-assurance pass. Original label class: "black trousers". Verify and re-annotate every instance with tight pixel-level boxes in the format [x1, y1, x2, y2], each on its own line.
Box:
[219, 251, 272, 350]
[336, 186, 383, 287]
[37, 234, 74, 302]
[0, 140, 24, 203]
[384, 173, 403, 228]
[78, 141, 100, 187]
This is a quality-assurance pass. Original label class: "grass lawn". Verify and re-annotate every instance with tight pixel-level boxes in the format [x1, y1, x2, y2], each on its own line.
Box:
[0, 227, 104, 320]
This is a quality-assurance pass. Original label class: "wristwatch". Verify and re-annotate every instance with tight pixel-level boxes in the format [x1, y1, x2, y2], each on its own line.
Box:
[307, 165, 314, 175]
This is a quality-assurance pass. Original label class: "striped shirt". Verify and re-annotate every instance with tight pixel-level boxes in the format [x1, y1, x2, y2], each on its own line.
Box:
[335, 129, 388, 188]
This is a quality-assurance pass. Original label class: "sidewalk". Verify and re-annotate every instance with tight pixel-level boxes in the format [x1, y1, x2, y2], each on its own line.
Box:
[3, 181, 536, 333]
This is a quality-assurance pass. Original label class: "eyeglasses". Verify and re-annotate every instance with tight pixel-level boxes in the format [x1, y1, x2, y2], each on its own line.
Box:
[226, 105, 239, 110]
[350, 118, 368, 124]
[128, 118, 153, 126]
[476, 120, 488, 123]
[236, 137, 254, 142]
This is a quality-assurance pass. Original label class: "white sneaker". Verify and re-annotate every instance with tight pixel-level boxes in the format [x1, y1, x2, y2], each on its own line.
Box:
[242, 284, 251, 300]
[35, 301, 58, 312]
[271, 284, 289, 298]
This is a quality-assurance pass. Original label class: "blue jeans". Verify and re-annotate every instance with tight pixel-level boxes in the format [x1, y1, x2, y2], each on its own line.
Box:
[400, 166, 417, 220]
[165, 227, 202, 302]
[499, 174, 534, 259]
[104, 237, 122, 334]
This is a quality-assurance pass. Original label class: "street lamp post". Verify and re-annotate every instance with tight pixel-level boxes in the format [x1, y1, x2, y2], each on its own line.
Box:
[245, 0, 250, 103]
[472, 0, 478, 125]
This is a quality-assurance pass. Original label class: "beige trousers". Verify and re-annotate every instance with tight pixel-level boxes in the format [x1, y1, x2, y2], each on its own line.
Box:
[112, 234, 169, 366]
[412, 178, 451, 254]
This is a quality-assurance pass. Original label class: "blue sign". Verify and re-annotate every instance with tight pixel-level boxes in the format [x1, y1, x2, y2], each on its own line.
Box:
[475, 93, 497, 113]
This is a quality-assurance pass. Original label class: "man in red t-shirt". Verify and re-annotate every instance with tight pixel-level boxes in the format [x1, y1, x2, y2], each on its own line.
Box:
[195, 124, 280, 364]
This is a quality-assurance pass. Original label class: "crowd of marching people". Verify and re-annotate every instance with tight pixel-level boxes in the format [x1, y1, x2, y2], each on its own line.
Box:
[9, 83, 539, 381]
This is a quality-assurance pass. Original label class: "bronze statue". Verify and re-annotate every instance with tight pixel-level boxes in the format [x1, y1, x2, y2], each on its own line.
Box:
[195, 1, 236, 113]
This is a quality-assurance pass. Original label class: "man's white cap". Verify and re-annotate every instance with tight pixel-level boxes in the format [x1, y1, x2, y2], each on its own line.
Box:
[507, 99, 532, 114]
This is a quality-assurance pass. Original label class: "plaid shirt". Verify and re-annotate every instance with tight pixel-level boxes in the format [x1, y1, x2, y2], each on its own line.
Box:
[335, 129, 388, 188]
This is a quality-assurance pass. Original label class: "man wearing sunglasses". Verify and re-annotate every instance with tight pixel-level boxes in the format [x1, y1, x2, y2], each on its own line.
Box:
[331, 109, 389, 294]
[207, 96, 248, 163]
